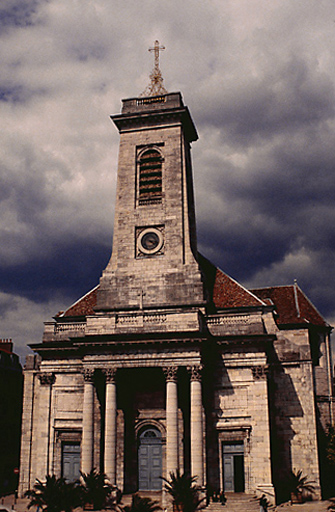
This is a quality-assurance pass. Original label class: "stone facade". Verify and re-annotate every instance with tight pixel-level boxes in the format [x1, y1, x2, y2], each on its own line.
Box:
[19, 91, 334, 506]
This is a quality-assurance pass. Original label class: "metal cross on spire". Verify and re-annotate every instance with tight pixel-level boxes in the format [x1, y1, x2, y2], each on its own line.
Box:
[149, 40, 165, 73]
[140, 40, 168, 97]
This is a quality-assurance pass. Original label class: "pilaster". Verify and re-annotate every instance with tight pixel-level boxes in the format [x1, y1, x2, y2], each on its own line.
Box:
[35, 372, 55, 480]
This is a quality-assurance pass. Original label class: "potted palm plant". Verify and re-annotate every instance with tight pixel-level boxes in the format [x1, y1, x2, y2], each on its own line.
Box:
[288, 470, 316, 504]
[161, 470, 205, 512]
[79, 469, 113, 510]
[25, 475, 80, 512]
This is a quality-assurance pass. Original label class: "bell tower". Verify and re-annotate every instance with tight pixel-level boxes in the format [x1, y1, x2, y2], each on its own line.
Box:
[96, 42, 204, 312]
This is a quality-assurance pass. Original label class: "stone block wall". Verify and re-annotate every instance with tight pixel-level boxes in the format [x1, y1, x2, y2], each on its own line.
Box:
[265, 329, 321, 499]
[212, 350, 274, 499]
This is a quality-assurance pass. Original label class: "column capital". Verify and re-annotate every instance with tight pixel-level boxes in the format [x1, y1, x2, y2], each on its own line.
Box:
[38, 372, 55, 386]
[187, 365, 203, 381]
[163, 366, 178, 382]
[103, 367, 117, 383]
[82, 368, 95, 383]
[251, 365, 268, 380]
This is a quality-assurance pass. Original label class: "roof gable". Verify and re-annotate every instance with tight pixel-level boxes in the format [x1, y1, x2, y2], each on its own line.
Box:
[58, 285, 99, 318]
[251, 285, 329, 327]
[212, 268, 265, 309]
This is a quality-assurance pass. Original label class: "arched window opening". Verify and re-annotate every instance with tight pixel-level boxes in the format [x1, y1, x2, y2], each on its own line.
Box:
[138, 149, 163, 203]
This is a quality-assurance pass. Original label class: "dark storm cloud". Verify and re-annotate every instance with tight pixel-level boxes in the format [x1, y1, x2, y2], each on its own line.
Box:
[0, 84, 42, 103]
[0, 0, 42, 32]
[195, 55, 335, 145]
[196, 126, 335, 291]
[0, 240, 110, 304]
[1, 0, 335, 358]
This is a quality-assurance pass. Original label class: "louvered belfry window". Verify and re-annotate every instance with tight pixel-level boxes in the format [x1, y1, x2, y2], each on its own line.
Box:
[139, 149, 162, 203]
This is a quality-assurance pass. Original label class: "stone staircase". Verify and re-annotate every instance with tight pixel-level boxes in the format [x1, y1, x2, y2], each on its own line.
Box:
[206, 493, 260, 512]
[1, 492, 264, 512]
[109, 492, 262, 512]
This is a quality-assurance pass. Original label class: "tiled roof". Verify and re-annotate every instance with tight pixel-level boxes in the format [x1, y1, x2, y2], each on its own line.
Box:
[251, 285, 329, 328]
[212, 268, 265, 309]
[58, 285, 99, 318]
[198, 254, 265, 309]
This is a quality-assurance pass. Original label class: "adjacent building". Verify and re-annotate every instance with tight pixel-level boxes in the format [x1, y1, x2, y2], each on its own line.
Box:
[0, 339, 23, 496]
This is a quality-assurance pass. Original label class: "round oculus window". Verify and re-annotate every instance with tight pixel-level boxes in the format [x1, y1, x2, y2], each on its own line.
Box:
[138, 228, 163, 255]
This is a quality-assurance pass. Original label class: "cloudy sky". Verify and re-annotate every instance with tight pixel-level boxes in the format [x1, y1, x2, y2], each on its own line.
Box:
[1, 0, 335, 361]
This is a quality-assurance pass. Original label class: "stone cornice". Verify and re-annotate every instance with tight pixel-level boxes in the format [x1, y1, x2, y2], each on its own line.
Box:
[112, 107, 198, 142]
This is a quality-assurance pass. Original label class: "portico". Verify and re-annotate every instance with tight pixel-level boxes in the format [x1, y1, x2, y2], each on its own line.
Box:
[79, 357, 205, 491]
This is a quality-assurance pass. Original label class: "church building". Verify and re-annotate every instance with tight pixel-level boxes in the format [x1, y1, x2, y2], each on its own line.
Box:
[19, 42, 333, 504]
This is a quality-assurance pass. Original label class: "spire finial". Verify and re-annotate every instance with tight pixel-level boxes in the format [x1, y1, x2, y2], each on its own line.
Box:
[140, 40, 168, 97]
[293, 279, 301, 318]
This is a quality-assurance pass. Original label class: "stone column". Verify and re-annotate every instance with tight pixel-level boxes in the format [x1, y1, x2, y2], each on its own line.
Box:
[164, 366, 179, 477]
[81, 369, 95, 475]
[104, 368, 117, 484]
[189, 365, 204, 485]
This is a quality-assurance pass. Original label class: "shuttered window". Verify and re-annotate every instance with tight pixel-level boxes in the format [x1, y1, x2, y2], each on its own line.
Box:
[139, 149, 162, 203]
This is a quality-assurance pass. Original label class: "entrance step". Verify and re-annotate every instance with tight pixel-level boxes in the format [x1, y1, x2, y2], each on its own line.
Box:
[120, 491, 163, 507]
[206, 493, 260, 512]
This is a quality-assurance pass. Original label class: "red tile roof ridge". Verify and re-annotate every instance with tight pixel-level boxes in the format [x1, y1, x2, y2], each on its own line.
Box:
[217, 266, 267, 306]
[58, 284, 100, 318]
[250, 283, 331, 328]
[212, 265, 266, 309]
[251, 284, 292, 289]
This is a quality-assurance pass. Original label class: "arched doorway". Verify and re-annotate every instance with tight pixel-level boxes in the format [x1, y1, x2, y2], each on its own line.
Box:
[138, 427, 162, 491]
